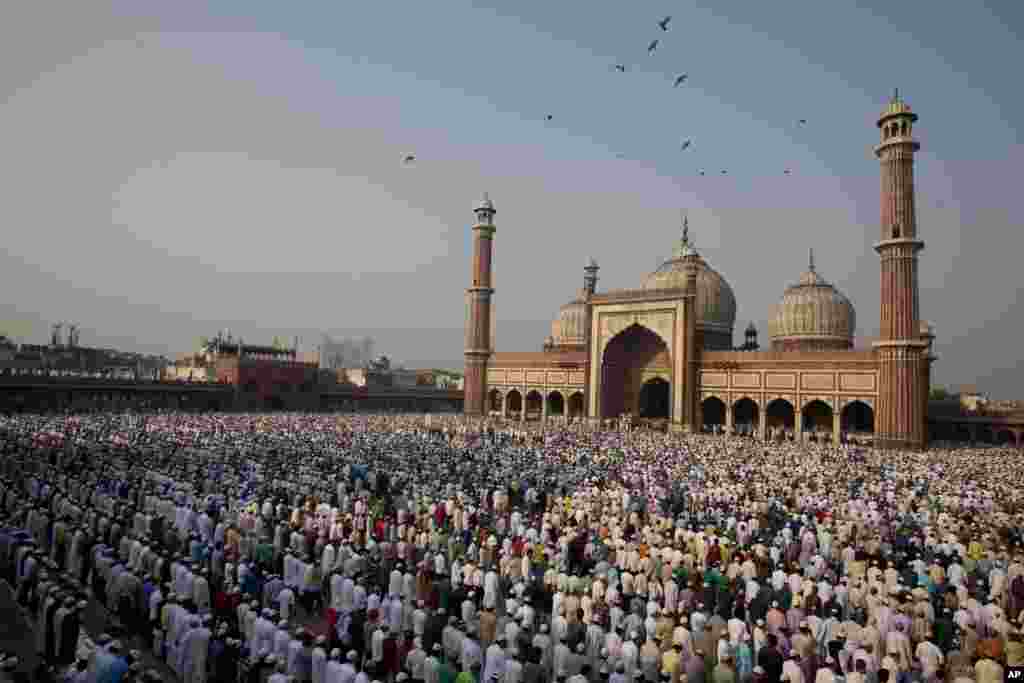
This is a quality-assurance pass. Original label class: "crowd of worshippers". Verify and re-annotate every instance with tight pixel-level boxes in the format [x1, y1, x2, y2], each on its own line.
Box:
[1, 412, 1024, 683]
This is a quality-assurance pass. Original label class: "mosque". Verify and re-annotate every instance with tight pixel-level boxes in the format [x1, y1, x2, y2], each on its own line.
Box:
[463, 93, 935, 450]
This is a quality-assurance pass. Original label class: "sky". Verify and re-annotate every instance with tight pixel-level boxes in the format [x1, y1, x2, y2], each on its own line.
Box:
[0, 1, 1021, 395]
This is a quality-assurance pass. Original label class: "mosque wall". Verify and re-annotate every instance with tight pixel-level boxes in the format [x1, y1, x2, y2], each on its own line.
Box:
[696, 350, 879, 430]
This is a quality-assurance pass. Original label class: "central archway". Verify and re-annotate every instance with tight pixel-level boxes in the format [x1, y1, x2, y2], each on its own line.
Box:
[601, 323, 671, 419]
[639, 378, 671, 418]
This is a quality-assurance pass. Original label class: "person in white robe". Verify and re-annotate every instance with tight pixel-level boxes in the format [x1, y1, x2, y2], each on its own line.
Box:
[312, 635, 330, 683]
[180, 616, 212, 683]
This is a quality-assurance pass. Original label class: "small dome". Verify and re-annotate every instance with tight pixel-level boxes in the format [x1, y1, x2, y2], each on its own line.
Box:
[640, 223, 736, 348]
[550, 293, 588, 348]
[768, 250, 855, 351]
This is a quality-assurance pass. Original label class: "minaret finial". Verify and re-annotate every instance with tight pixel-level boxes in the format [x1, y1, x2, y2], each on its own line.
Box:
[682, 211, 690, 245]
[892, 87, 899, 102]
[809, 247, 815, 272]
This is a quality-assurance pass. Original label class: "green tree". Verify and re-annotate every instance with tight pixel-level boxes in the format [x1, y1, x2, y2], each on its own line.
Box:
[929, 386, 949, 400]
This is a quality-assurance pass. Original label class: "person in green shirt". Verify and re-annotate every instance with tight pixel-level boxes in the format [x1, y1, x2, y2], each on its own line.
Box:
[712, 656, 736, 683]
[438, 654, 458, 683]
[455, 661, 481, 683]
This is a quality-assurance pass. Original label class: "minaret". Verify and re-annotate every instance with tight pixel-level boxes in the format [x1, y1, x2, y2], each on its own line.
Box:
[674, 213, 700, 431]
[582, 258, 599, 419]
[463, 193, 496, 416]
[873, 90, 930, 450]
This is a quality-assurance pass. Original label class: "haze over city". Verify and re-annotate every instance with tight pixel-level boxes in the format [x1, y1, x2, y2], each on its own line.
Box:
[1, 1, 1021, 395]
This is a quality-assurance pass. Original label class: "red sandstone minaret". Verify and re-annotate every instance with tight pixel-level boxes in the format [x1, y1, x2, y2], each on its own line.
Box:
[873, 90, 930, 450]
[463, 193, 496, 416]
[679, 216, 700, 432]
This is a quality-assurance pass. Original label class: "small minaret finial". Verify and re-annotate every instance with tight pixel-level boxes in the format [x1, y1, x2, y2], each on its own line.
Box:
[682, 211, 690, 245]
[893, 87, 899, 102]
[809, 247, 815, 272]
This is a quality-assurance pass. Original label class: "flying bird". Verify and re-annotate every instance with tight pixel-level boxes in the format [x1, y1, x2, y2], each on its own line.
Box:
[545, 114, 554, 121]
[647, 39, 659, 54]
[673, 74, 688, 87]
[614, 64, 627, 73]
[680, 139, 692, 151]
[402, 155, 416, 165]
[698, 170, 705, 176]
[798, 119, 807, 125]
[721, 170, 728, 175]
[658, 16, 672, 31]
[784, 169, 791, 175]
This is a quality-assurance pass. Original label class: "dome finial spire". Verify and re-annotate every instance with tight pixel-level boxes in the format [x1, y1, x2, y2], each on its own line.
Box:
[673, 210, 698, 258]
[809, 247, 815, 273]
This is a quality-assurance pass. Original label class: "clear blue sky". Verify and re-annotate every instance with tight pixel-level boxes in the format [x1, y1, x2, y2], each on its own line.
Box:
[0, 1, 1021, 395]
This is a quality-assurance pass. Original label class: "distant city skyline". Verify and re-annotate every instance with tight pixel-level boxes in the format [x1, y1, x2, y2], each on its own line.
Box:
[1, 1, 1021, 397]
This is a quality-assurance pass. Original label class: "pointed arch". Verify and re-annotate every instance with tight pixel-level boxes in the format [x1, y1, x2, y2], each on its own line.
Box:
[801, 399, 834, 434]
[841, 400, 874, 434]
[505, 389, 522, 414]
[567, 392, 585, 418]
[639, 378, 671, 418]
[546, 390, 565, 416]
[733, 397, 759, 435]
[765, 398, 795, 430]
[488, 389, 503, 413]
[701, 396, 727, 429]
[525, 390, 544, 418]
[601, 323, 671, 419]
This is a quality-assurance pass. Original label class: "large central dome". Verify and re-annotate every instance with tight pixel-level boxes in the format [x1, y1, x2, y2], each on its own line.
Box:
[639, 220, 737, 350]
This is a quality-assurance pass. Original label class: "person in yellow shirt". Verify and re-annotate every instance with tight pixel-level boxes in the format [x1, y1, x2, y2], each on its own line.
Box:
[1007, 628, 1024, 667]
[968, 538, 985, 559]
[662, 643, 683, 683]
[974, 655, 1003, 683]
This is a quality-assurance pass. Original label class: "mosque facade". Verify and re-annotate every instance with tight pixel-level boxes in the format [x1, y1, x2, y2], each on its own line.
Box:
[463, 93, 935, 450]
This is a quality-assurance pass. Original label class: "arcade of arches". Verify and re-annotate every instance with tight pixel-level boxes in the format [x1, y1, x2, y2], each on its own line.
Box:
[488, 388, 586, 421]
[698, 395, 876, 444]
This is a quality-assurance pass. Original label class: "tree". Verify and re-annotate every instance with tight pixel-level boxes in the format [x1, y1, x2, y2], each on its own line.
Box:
[929, 386, 949, 401]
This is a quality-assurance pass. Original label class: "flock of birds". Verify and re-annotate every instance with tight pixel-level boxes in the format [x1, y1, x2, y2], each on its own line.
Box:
[401, 14, 810, 177]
